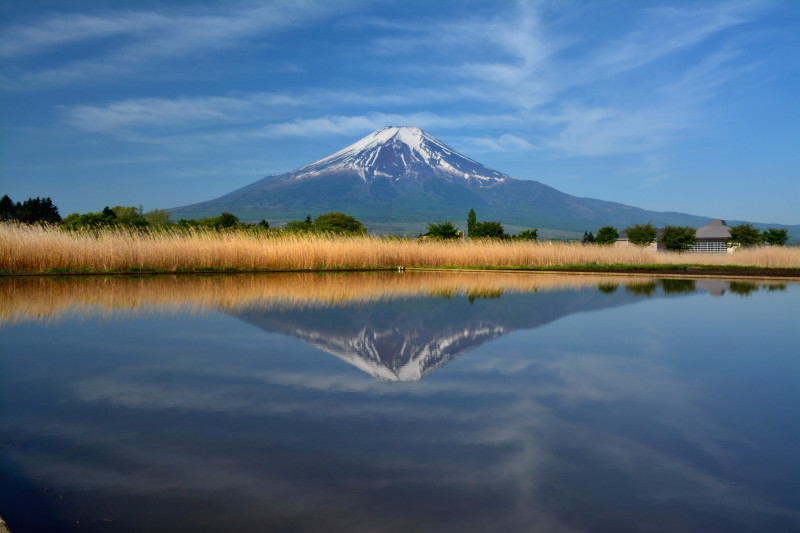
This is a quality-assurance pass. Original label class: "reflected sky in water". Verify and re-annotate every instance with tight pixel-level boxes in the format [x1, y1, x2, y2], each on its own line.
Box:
[0, 274, 798, 532]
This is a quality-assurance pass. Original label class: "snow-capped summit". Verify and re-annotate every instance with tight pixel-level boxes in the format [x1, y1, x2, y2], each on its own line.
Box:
[288, 126, 510, 186]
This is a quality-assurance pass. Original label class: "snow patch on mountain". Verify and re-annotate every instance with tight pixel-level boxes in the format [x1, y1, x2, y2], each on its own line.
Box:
[287, 126, 511, 186]
[288, 322, 506, 382]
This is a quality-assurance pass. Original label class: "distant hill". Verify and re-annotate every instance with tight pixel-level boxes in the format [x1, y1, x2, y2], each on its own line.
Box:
[169, 126, 799, 238]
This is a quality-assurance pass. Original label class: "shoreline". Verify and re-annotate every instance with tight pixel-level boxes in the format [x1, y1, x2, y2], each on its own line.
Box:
[2, 265, 799, 280]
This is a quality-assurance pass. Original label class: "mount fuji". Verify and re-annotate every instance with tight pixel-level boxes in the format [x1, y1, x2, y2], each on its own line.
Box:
[169, 126, 792, 236]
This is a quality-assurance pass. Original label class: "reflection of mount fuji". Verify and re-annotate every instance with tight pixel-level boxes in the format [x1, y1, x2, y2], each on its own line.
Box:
[233, 289, 645, 382]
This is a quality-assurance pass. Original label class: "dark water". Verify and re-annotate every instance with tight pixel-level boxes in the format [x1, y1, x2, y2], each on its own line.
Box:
[1, 275, 798, 532]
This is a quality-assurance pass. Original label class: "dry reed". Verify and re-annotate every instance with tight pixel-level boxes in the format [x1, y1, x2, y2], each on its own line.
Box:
[2, 222, 799, 273]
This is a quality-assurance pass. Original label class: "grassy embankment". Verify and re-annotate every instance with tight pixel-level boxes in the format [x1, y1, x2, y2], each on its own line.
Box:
[2, 223, 799, 275]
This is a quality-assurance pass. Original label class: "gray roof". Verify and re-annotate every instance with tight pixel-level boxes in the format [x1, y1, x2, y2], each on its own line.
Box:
[696, 219, 731, 240]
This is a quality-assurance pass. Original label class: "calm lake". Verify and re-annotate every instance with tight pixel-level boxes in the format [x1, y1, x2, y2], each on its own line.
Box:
[1, 272, 798, 532]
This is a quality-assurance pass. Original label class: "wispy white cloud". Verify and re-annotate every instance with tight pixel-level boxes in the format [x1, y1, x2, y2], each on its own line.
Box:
[355, 0, 765, 156]
[457, 134, 535, 153]
[61, 87, 489, 136]
[0, 1, 343, 88]
[538, 104, 689, 157]
[47, 0, 767, 161]
[63, 100, 523, 151]
[63, 93, 302, 133]
[253, 112, 520, 138]
[589, 2, 752, 76]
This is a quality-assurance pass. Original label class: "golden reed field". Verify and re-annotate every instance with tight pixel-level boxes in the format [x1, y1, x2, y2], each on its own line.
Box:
[0, 270, 669, 326]
[2, 223, 799, 273]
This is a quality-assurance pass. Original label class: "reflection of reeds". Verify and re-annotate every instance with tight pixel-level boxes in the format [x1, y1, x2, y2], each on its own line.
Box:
[1, 271, 658, 326]
[2, 223, 799, 273]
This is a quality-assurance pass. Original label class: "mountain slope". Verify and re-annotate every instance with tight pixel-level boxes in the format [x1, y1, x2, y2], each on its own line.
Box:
[169, 127, 798, 235]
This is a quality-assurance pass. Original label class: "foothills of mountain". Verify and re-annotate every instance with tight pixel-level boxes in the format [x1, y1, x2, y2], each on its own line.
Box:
[167, 126, 799, 238]
[2, 192, 793, 247]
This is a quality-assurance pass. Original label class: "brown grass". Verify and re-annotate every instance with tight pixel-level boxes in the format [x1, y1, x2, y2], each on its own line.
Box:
[2, 222, 799, 273]
[0, 271, 661, 326]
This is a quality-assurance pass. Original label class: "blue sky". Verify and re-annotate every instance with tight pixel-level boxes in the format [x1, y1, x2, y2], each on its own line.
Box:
[1, 0, 798, 224]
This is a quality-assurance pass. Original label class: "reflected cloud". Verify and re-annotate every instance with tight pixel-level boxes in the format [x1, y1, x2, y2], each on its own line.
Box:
[1, 274, 797, 531]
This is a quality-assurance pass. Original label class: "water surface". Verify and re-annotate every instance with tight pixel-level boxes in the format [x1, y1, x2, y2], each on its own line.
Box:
[1, 273, 798, 532]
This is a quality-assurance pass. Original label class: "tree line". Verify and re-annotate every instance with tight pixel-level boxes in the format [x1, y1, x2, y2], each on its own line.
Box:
[0, 195, 61, 224]
[426, 209, 538, 241]
[2, 194, 369, 235]
[582, 222, 789, 251]
[4, 194, 790, 246]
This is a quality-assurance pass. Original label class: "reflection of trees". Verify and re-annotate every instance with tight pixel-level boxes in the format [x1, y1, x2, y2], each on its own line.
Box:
[727, 282, 787, 296]
[660, 279, 696, 295]
[728, 281, 759, 297]
[597, 283, 618, 294]
[467, 288, 503, 304]
[625, 281, 657, 297]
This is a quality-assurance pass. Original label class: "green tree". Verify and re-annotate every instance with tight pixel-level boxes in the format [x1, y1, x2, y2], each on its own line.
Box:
[102, 206, 117, 220]
[258, 219, 270, 229]
[313, 212, 367, 235]
[515, 228, 538, 241]
[10, 196, 61, 224]
[61, 210, 116, 230]
[467, 208, 477, 238]
[198, 212, 240, 229]
[38, 197, 62, 223]
[144, 208, 172, 227]
[595, 226, 619, 245]
[112, 205, 147, 227]
[661, 225, 697, 252]
[727, 223, 761, 248]
[426, 221, 460, 239]
[582, 231, 595, 244]
[0, 194, 15, 220]
[177, 218, 200, 228]
[762, 228, 789, 246]
[625, 222, 658, 246]
[61, 213, 80, 228]
[471, 221, 507, 239]
[286, 219, 313, 232]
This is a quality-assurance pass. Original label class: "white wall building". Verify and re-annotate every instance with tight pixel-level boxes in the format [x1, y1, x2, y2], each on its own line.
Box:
[688, 219, 732, 254]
